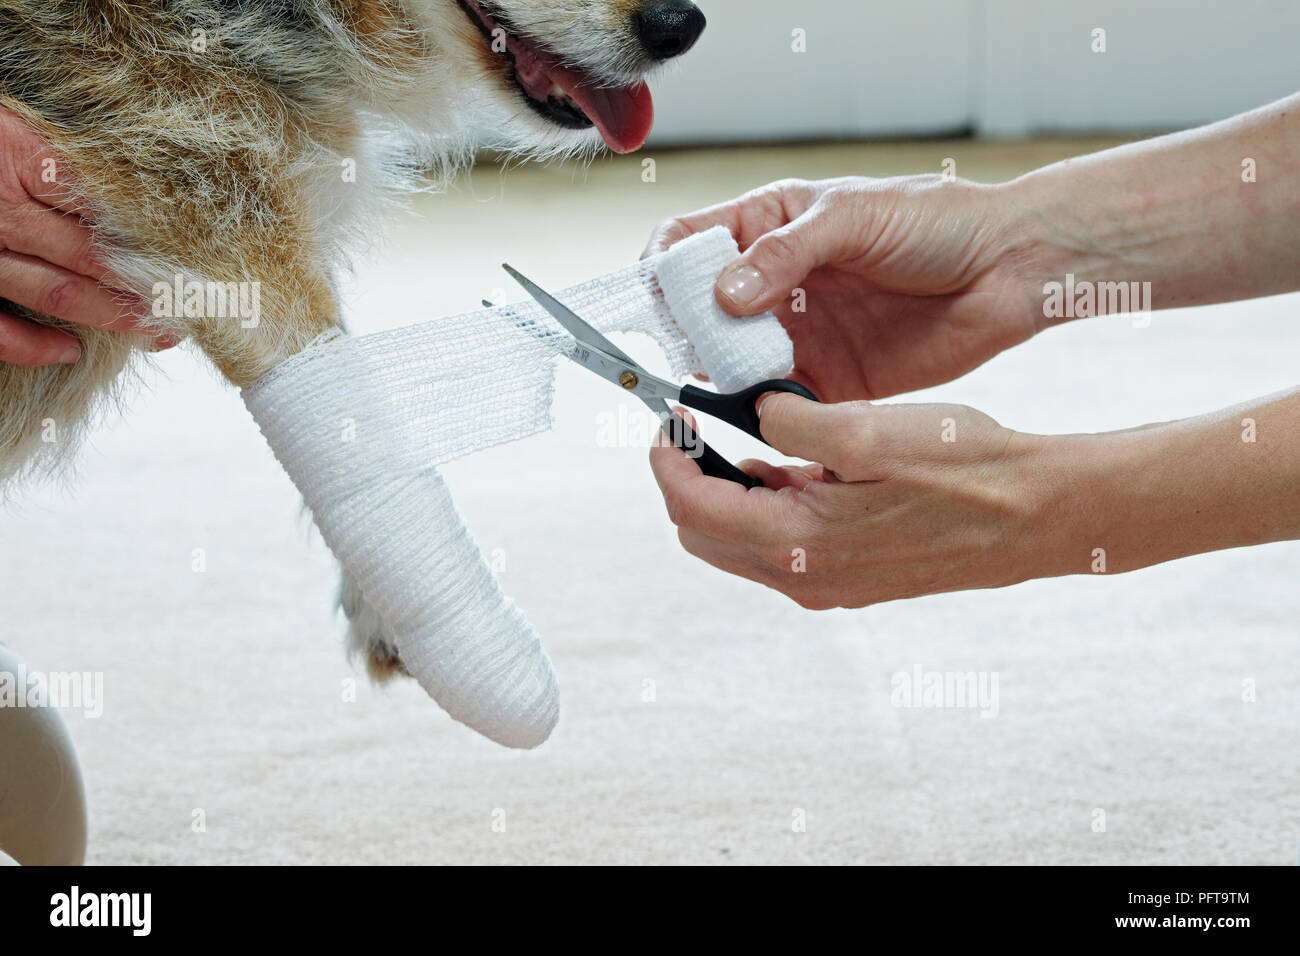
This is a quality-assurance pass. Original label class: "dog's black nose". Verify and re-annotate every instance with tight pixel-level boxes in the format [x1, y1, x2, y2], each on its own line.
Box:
[635, 0, 706, 61]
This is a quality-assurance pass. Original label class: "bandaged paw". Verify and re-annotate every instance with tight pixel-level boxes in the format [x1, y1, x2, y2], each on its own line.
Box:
[241, 226, 793, 748]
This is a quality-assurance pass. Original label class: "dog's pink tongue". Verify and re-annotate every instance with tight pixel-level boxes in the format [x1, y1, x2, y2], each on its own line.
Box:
[555, 69, 654, 154]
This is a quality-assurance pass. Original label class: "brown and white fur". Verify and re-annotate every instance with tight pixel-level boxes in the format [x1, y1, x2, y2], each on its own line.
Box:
[0, 0, 703, 678]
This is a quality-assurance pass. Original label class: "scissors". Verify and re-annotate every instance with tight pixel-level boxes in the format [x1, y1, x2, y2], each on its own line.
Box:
[501, 264, 819, 489]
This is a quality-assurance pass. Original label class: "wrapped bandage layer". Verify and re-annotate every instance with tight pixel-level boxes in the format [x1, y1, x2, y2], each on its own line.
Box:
[656, 239, 794, 392]
[241, 226, 793, 748]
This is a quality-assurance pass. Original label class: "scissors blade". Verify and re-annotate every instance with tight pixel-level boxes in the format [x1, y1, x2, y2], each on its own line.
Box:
[502, 263, 639, 366]
[569, 337, 684, 403]
[502, 263, 682, 405]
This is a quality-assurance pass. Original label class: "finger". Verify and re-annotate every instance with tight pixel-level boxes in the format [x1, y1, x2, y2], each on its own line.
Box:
[713, 195, 859, 316]
[641, 180, 820, 260]
[755, 393, 883, 479]
[676, 527, 775, 587]
[641, 197, 755, 260]
[0, 251, 150, 334]
[641, 211, 736, 260]
[3, 199, 114, 284]
[0, 310, 81, 366]
[677, 528, 821, 606]
[735, 458, 824, 491]
[641, 217, 697, 260]
[0, 111, 88, 216]
[649, 409, 777, 544]
[0, 206, 161, 342]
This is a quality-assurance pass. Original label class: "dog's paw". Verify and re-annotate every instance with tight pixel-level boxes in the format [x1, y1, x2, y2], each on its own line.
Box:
[337, 569, 409, 683]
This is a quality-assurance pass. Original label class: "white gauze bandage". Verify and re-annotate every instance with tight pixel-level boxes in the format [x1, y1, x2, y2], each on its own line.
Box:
[241, 226, 793, 748]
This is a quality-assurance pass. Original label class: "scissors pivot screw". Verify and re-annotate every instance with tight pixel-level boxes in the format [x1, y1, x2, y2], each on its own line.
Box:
[618, 370, 639, 390]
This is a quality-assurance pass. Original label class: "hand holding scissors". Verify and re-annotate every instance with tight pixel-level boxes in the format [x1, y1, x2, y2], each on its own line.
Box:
[503, 264, 818, 489]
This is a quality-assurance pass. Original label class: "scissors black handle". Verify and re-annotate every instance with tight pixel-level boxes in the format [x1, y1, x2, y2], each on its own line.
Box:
[680, 379, 819, 445]
[664, 411, 763, 489]
[662, 380, 820, 489]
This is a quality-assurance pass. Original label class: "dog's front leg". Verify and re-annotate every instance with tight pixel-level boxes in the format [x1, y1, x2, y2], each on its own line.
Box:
[192, 217, 558, 749]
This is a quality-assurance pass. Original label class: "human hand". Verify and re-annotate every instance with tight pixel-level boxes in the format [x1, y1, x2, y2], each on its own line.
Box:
[645, 176, 1051, 402]
[0, 106, 171, 366]
[649, 394, 1051, 609]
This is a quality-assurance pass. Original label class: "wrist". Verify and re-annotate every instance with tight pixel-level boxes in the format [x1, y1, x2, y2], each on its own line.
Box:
[1028, 430, 1162, 578]
[1026, 399, 1300, 578]
[995, 168, 1152, 335]
[991, 429, 1112, 584]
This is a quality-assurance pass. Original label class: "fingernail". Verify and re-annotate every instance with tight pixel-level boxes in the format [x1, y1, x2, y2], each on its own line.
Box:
[755, 391, 777, 419]
[717, 265, 765, 307]
[58, 344, 82, 364]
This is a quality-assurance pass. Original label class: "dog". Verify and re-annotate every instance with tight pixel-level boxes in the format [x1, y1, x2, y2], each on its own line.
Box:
[0, 0, 705, 678]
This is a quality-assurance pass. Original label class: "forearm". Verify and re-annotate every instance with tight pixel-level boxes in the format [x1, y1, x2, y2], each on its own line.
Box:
[1007, 92, 1300, 322]
[1034, 388, 1300, 576]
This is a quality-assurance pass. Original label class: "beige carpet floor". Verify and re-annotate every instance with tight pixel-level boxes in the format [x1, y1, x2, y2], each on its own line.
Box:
[2, 140, 1297, 864]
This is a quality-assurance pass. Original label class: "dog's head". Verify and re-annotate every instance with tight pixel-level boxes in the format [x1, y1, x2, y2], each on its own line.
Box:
[413, 0, 706, 155]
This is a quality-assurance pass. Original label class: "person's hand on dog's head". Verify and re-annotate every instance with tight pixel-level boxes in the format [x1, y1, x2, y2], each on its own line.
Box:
[0, 106, 175, 367]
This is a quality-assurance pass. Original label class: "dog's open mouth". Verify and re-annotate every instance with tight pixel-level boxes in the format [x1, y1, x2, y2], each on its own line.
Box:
[457, 0, 654, 154]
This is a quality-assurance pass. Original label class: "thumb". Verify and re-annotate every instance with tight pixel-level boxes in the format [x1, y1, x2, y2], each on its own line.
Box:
[713, 201, 849, 315]
[755, 393, 880, 479]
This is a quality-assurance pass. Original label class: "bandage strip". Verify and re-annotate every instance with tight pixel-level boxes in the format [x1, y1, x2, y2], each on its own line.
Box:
[241, 227, 794, 748]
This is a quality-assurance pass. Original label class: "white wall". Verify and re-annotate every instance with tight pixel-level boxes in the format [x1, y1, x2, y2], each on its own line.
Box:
[646, 0, 1300, 144]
